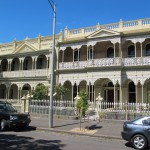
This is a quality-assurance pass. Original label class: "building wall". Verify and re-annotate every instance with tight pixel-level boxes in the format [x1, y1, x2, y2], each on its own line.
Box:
[1, 18, 150, 103]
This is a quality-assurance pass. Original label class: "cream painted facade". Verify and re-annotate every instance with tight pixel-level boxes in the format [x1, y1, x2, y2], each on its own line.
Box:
[0, 32, 62, 100]
[58, 18, 150, 103]
[1, 18, 150, 103]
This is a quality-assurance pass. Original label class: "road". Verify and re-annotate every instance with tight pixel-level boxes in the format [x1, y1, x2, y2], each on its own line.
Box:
[0, 129, 135, 150]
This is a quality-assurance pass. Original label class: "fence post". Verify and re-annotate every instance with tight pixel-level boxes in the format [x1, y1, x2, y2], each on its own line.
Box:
[21, 95, 26, 113]
[125, 101, 128, 120]
[25, 94, 30, 113]
[96, 93, 103, 121]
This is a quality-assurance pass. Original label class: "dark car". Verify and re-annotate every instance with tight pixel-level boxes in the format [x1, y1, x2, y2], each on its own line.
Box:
[121, 116, 150, 150]
[0, 101, 31, 131]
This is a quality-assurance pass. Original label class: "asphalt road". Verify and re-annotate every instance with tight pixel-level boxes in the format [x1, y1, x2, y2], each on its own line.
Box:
[0, 129, 142, 150]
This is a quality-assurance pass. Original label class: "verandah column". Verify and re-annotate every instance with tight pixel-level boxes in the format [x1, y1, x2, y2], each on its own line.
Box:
[114, 43, 116, 58]
[136, 84, 138, 103]
[8, 59, 12, 71]
[134, 43, 137, 58]
[92, 45, 94, 59]
[91, 85, 94, 102]
[46, 56, 49, 69]
[88, 84, 91, 101]
[77, 84, 79, 95]
[86, 45, 88, 60]
[34, 57, 37, 69]
[114, 84, 116, 104]
[72, 85, 74, 102]
[140, 42, 143, 57]
[120, 85, 122, 103]
[142, 84, 144, 103]
[62, 51, 64, 62]
[119, 43, 122, 58]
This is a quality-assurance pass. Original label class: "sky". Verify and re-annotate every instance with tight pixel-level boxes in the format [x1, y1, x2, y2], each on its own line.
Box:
[0, 0, 149, 43]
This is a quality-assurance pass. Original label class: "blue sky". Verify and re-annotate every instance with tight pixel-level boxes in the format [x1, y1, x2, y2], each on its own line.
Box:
[0, 0, 149, 43]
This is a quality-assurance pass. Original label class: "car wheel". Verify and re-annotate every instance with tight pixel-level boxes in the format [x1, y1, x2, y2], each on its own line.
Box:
[0, 119, 7, 131]
[131, 134, 147, 150]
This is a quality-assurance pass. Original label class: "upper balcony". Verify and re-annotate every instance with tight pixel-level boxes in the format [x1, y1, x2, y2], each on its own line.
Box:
[0, 69, 49, 78]
[59, 57, 150, 70]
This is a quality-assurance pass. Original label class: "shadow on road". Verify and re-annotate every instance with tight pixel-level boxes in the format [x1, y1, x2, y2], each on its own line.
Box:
[85, 124, 103, 130]
[0, 133, 65, 150]
[13, 126, 37, 132]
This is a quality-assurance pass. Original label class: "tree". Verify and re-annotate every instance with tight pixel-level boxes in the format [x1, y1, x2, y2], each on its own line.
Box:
[75, 90, 89, 130]
[54, 84, 69, 100]
[32, 84, 48, 100]
[148, 91, 150, 104]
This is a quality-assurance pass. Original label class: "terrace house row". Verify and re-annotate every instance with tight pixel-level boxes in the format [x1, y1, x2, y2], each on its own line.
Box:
[1, 18, 150, 104]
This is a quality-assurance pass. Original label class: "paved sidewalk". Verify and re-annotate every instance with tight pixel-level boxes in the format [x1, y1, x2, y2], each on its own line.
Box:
[30, 115, 124, 139]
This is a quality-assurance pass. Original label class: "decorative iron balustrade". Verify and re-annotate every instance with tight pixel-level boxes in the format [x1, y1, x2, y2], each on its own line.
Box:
[59, 57, 150, 70]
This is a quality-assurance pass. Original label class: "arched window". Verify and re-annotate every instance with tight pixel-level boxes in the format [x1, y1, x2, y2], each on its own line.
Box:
[107, 47, 114, 58]
[74, 50, 80, 61]
[128, 45, 135, 57]
[23, 59, 28, 70]
[146, 44, 150, 56]
[88, 48, 93, 60]
[128, 82, 136, 103]
[1, 59, 8, 71]
[73, 83, 77, 99]
[11, 58, 20, 71]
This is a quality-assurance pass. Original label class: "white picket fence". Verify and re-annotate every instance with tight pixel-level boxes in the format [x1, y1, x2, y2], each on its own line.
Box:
[29, 100, 150, 119]
[95, 102, 150, 113]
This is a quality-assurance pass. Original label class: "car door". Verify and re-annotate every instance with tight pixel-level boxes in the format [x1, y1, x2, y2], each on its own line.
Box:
[142, 118, 150, 143]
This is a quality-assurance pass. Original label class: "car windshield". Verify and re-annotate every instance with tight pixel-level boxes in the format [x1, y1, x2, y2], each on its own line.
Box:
[0, 103, 17, 112]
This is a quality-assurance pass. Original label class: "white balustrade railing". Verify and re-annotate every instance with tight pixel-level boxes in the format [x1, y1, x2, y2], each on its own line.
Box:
[66, 18, 150, 38]
[142, 18, 150, 25]
[102, 23, 119, 29]
[59, 57, 150, 70]
[84, 27, 97, 33]
[123, 20, 138, 27]
[1, 69, 49, 78]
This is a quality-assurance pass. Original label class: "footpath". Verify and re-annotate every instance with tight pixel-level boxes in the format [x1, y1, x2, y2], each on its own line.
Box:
[30, 115, 124, 140]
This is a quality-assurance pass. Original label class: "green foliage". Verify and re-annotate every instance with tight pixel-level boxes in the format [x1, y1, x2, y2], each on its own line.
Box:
[76, 90, 89, 117]
[32, 84, 48, 100]
[54, 84, 69, 100]
[148, 91, 150, 104]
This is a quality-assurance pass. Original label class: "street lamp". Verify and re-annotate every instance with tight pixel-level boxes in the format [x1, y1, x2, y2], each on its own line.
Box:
[48, 0, 56, 128]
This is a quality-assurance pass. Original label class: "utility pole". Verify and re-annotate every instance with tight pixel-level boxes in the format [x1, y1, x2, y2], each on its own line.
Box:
[48, 0, 56, 128]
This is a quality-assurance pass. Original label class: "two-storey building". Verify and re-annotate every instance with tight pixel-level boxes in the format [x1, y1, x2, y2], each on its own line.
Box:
[1, 18, 150, 104]
[58, 18, 150, 104]
[0, 32, 62, 101]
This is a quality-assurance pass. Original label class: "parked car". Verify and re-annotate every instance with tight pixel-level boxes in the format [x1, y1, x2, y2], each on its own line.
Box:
[0, 101, 31, 131]
[121, 116, 150, 150]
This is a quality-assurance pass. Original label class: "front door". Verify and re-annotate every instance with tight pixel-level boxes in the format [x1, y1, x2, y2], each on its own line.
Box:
[107, 90, 114, 103]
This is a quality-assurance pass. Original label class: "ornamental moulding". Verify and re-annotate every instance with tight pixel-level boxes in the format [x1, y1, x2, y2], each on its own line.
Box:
[87, 36, 121, 46]
[123, 34, 150, 43]
[60, 42, 87, 51]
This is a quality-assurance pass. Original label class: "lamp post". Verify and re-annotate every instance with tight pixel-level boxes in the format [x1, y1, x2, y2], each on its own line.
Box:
[48, 0, 56, 128]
